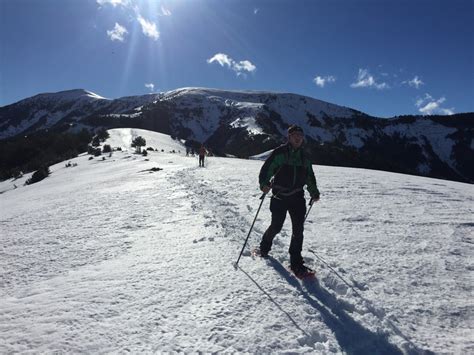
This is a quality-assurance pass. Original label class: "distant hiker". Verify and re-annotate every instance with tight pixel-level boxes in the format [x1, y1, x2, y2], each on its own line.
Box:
[199, 145, 207, 167]
[256, 124, 320, 277]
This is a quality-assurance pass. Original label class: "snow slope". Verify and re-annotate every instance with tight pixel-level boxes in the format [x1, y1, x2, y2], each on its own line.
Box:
[104, 128, 186, 153]
[0, 129, 472, 353]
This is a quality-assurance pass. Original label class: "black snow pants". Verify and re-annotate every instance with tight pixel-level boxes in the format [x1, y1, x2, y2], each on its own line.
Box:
[199, 155, 205, 167]
[259, 192, 306, 267]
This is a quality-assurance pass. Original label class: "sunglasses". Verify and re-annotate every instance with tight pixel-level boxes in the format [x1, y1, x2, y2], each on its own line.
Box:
[289, 131, 304, 137]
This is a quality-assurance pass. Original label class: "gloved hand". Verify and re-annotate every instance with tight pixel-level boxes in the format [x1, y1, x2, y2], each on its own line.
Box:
[309, 194, 320, 205]
[261, 185, 271, 194]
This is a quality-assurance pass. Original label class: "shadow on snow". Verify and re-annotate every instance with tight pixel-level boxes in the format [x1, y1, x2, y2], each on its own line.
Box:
[241, 258, 405, 355]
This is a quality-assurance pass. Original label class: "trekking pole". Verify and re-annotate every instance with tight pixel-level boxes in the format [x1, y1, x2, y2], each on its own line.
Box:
[304, 200, 315, 222]
[233, 193, 267, 269]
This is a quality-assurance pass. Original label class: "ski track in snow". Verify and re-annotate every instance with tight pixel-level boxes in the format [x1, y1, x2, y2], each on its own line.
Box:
[0, 129, 473, 353]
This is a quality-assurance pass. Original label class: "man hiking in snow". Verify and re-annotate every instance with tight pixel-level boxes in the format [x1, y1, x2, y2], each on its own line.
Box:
[256, 125, 320, 277]
[199, 145, 207, 167]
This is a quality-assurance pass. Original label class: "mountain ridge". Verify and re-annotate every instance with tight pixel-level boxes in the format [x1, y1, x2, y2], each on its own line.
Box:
[0, 88, 472, 183]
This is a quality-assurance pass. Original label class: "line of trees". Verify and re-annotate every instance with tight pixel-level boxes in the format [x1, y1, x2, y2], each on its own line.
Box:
[0, 128, 93, 181]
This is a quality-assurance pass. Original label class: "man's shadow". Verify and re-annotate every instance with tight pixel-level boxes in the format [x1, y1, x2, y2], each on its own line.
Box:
[267, 258, 406, 355]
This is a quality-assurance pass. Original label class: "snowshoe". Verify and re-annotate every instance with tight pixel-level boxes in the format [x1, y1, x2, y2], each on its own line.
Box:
[290, 264, 316, 279]
[251, 248, 269, 259]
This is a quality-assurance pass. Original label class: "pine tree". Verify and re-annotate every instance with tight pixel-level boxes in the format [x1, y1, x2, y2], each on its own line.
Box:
[131, 136, 146, 153]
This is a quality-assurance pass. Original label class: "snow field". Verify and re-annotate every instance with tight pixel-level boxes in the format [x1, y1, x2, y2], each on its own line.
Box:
[0, 129, 472, 353]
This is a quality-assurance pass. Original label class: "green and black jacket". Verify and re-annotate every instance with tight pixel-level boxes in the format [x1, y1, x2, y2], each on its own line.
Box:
[259, 143, 319, 198]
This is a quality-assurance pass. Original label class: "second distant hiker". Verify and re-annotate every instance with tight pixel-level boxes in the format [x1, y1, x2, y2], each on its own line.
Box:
[199, 145, 207, 167]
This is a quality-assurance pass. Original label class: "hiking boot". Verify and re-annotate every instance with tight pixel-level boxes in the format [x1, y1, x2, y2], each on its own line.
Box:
[252, 248, 269, 258]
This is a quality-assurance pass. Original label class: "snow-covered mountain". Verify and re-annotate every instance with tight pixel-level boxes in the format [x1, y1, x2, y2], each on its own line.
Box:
[0, 89, 159, 139]
[1, 88, 472, 183]
[1, 129, 472, 353]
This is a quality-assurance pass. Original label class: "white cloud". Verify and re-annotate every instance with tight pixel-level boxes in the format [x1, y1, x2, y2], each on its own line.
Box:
[107, 22, 128, 42]
[350, 68, 389, 90]
[313, 75, 336, 88]
[415, 93, 454, 115]
[207, 53, 256, 76]
[207, 53, 233, 68]
[234, 60, 256, 73]
[98, 1, 162, 41]
[404, 75, 425, 89]
[97, 0, 129, 7]
[137, 15, 159, 40]
[145, 83, 155, 92]
[161, 6, 172, 16]
[254, 8, 259, 15]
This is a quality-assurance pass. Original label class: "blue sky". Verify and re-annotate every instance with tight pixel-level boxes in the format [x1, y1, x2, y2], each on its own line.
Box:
[1, 0, 473, 117]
